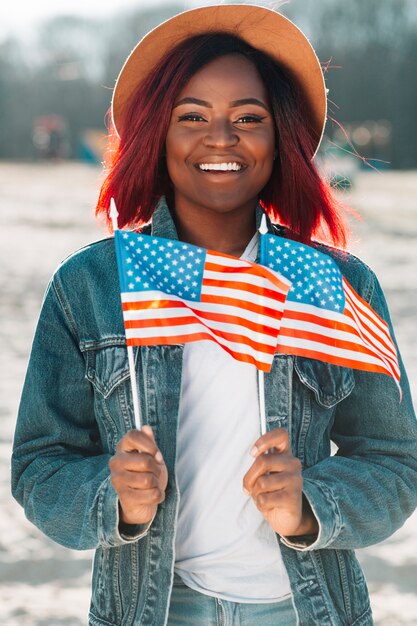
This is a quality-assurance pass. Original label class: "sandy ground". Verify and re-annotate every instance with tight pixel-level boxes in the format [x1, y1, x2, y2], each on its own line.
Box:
[0, 162, 416, 625]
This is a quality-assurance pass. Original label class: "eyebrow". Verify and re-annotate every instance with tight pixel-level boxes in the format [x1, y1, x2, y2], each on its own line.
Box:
[173, 97, 270, 111]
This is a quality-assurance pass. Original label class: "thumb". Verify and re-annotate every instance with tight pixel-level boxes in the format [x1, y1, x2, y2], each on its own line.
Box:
[141, 424, 155, 441]
[142, 425, 164, 464]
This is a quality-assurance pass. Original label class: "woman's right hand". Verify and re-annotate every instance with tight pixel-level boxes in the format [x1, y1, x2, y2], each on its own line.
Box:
[109, 425, 168, 525]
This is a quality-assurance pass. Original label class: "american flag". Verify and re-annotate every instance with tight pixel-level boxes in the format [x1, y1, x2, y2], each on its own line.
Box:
[260, 233, 400, 388]
[114, 231, 291, 371]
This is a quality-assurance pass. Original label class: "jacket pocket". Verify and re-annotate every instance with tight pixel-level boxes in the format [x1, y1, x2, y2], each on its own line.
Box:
[294, 357, 355, 408]
[314, 549, 371, 626]
[90, 546, 122, 625]
[90, 543, 141, 626]
[335, 549, 371, 624]
[83, 340, 135, 450]
[292, 357, 355, 467]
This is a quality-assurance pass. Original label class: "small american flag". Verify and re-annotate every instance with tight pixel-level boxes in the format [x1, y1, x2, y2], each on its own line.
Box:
[114, 231, 291, 372]
[260, 233, 400, 388]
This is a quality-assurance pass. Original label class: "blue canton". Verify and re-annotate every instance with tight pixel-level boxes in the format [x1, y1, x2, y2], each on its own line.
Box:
[115, 231, 206, 300]
[261, 234, 346, 311]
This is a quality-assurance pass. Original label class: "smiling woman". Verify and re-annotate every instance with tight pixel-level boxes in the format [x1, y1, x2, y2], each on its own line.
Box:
[98, 29, 346, 247]
[11, 5, 417, 626]
[165, 53, 275, 257]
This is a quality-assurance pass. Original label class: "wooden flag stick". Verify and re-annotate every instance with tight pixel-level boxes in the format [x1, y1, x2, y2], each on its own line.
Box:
[258, 370, 267, 436]
[127, 345, 142, 430]
[258, 214, 269, 435]
[111, 198, 142, 430]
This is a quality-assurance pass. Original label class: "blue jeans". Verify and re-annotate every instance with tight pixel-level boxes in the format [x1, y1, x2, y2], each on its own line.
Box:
[167, 573, 298, 625]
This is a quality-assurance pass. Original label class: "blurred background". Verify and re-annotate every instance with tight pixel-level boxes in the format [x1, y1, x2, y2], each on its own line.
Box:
[1, 0, 417, 170]
[1, 0, 416, 624]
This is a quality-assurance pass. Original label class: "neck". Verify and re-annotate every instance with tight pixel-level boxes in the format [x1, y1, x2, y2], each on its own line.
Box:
[171, 200, 258, 257]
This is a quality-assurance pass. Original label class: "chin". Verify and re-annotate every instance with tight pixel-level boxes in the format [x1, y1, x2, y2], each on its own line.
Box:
[196, 190, 258, 213]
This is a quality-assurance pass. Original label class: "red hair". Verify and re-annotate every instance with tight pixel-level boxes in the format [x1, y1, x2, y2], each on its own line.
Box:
[97, 33, 348, 248]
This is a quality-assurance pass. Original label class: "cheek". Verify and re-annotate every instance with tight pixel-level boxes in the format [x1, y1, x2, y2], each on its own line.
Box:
[254, 135, 275, 180]
[165, 130, 180, 181]
[244, 127, 275, 172]
[165, 128, 175, 161]
[257, 132, 276, 161]
[165, 128, 192, 175]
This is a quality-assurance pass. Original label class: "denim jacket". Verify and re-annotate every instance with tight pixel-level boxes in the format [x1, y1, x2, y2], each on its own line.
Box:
[12, 198, 417, 626]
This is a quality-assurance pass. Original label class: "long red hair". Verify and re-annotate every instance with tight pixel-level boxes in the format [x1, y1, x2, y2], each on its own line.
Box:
[97, 33, 348, 248]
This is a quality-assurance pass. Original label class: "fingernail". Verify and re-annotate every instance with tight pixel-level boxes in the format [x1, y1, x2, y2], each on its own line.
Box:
[155, 450, 163, 463]
[250, 445, 258, 457]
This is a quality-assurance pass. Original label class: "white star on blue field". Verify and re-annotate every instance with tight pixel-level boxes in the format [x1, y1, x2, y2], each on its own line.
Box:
[261, 235, 345, 311]
[117, 232, 206, 301]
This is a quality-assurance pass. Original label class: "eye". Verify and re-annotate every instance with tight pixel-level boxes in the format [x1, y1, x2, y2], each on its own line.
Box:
[235, 114, 265, 124]
[177, 113, 206, 122]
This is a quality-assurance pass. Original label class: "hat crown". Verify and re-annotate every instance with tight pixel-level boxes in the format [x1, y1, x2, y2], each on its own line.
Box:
[112, 4, 326, 157]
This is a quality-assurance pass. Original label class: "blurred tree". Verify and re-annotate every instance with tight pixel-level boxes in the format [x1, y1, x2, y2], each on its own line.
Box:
[35, 15, 106, 81]
[293, 0, 417, 168]
[0, 0, 416, 167]
[102, 5, 184, 92]
[0, 37, 33, 158]
[314, 0, 410, 48]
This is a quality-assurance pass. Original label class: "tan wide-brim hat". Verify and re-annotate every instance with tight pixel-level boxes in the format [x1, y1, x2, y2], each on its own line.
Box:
[111, 4, 327, 156]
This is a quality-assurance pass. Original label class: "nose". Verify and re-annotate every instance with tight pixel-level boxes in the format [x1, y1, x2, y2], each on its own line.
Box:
[203, 118, 239, 148]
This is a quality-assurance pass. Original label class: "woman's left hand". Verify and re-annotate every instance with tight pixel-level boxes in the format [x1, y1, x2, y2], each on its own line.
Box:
[242, 428, 318, 538]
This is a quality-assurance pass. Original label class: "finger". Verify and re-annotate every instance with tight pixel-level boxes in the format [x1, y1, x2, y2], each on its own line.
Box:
[141, 426, 164, 463]
[142, 424, 155, 442]
[116, 429, 158, 454]
[110, 451, 163, 477]
[250, 428, 290, 458]
[255, 488, 300, 513]
[116, 428, 162, 461]
[251, 472, 288, 497]
[243, 454, 301, 494]
[119, 486, 165, 506]
[113, 470, 159, 491]
[251, 471, 303, 500]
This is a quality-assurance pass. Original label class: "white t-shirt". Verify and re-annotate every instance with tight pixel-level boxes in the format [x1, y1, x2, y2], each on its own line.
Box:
[174, 233, 292, 603]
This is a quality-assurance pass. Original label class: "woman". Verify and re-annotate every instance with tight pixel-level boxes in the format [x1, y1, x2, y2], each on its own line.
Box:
[11, 5, 417, 626]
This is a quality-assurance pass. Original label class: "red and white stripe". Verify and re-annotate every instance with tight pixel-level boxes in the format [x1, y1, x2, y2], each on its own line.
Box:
[276, 276, 400, 386]
[122, 251, 291, 371]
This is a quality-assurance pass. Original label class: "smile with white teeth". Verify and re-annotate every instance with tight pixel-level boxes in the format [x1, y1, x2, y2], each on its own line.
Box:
[198, 162, 243, 171]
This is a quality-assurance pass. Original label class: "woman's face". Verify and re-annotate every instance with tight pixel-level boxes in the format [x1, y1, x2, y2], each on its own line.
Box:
[165, 53, 275, 219]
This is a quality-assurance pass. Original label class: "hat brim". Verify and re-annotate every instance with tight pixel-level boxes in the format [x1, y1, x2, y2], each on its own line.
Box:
[111, 4, 327, 157]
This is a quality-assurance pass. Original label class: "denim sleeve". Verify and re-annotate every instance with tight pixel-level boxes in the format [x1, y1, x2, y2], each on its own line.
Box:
[11, 277, 152, 550]
[282, 270, 417, 551]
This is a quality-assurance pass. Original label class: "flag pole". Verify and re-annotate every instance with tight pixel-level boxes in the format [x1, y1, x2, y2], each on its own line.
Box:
[258, 215, 268, 436]
[111, 198, 142, 430]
